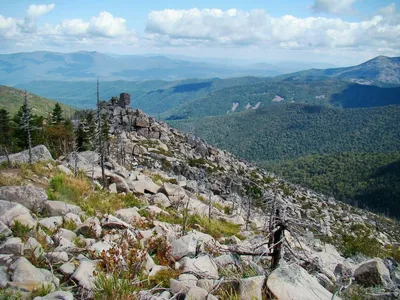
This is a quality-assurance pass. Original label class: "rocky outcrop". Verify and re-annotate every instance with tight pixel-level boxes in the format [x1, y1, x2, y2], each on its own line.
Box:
[354, 259, 392, 287]
[0, 145, 53, 164]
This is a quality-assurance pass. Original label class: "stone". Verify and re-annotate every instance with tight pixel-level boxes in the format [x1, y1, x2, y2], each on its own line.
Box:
[0, 237, 24, 255]
[9, 257, 58, 291]
[24, 237, 43, 258]
[195, 143, 209, 157]
[215, 254, 236, 268]
[149, 265, 168, 277]
[267, 263, 337, 300]
[163, 182, 187, 204]
[0, 145, 53, 165]
[115, 208, 141, 223]
[0, 220, 12, 237]
[109, 174, 130, 193]
[132, 180, 160, 194]
[0, 200, 35, 227]
[59, 262, 76, 276]
[178, 273, 198, 287]
[72, 260, 97, 290]
[39, 216, 63, 231]
[171, 234, 200, 260]
[44, 251, 69, 263]
[64, 213, 81, 226]
[33, 290, 74, 300]
[153, 193, 171, 208]
[109, 183, 117, 193]
[170, 278, 191, 295]
[0, 265, 10, 288]
[77, 217, 102, 238]
[185, 286, 209, 300]
[239, 276, 265, 300]
[0, 185, 47, 212]
[55, 228, 77, 242]
[181, 256, 219, 279]
[354, 258, 392, 288]
[89, 241, 112, 254]
[44, 201, 82, 216]
[197, 279, 215, 293]
[119, 93, 131, 107]
[135, 114, 150, 128]
[57, 165, 73, 175]
[54, 237, 75, 252]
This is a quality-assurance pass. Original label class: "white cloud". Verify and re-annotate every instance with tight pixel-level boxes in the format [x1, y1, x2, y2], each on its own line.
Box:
[145, 7, 400, 56]
[88, 12, 128, 37]
[312, 0, 356, 15]
[26, 4, 55, 20]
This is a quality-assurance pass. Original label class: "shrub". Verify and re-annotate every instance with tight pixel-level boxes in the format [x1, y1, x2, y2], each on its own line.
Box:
[341, 227, 382, 258]
[148, 268, 181, 288]
[93, 273, 138, 300]
[11, 220, 32, 242]
[30, 284, 53, 298]
[0, 288, 22, 300]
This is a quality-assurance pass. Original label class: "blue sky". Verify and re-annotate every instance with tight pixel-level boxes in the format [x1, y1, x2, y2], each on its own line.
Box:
[0, 0, 399, 64]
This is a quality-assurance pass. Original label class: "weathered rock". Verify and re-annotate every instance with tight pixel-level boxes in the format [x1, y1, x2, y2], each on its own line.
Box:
[0, 185, 47, 212]
[197, 279, 215, 293]
[0, 200, 35, 227]
[0, 145, 53, 165]
[44, 251, 69, 263]
[9, 257, 58, 291]
[163, 182, 187, 204]
[39, 216, 63, 231]
[171, 234, 200, 260]
[89, 241, 112, 254]
[63, 213, 82, 226]
[153, 193, 171, 208]
[24, 237, 44, 258]
[0, 237, 24, 255]
[115, 207, 141, 223]
[59, 262, 76, 276]
[109, 174, 130, 193]
[239, 276, 265, 300]
[33, 290, 74, 300]
[132, 179, 160, 194]
[184, 286, 209, 300]
[178, 273, 198, 287]
[170, 278, 191, 295]
[77, 217, 102, 238]
[0, 220, 12, 237]
[57, 165, 73, 175]
[267, 263, 337, 300]
[0, 265, 9, 288]
[354, 258, 392, 288]
[44, 200, 82, 216]
[119, 92, 131, 107]
[55, 228, 77, 242]
[181, 256, 219, 279]
[72, 260, 97, 290]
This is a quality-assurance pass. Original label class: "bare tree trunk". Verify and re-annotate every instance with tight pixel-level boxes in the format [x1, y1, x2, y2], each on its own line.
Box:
[208, 194, 213, 223]
[181, 200, 190, 236]
[23, 90, 33, 164]
[96, 78, 106, 188]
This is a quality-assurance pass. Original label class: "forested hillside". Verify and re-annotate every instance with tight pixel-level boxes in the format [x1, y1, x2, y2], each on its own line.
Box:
[170, 104, 400, 163]
[0, 85, 73, 116]
[267, 152, 400, 218]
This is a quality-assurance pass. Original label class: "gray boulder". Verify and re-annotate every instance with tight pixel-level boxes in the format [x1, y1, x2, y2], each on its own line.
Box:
[0, 265, 10, 288]
[38, 216, 63, 231]
[0, 220, 12, 237]
[115, 207, 141, 223]
[354, 258, 392, 287]
[72, 260, 97, 290]
[0, 145, 53, 164]
[0, 185, 47, 212]
[77, 217, 102, 238]
[0, 200, 36, 228]
[33, 291, 74, 300]
[0, 237, 24, 255]
[267, 263, 337, 300]
[239, 276, 265, 300]
[44, 201, 81, 216]
[163, 182, 187, 204]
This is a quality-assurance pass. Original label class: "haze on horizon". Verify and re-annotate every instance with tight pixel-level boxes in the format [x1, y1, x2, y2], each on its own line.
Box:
[0, 0, 399, 66]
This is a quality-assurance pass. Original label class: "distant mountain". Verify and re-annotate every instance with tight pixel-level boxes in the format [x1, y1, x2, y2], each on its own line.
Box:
[278, 56, 400, 85]
[0, 85, 73, 116]
[0, 51, 281, 85]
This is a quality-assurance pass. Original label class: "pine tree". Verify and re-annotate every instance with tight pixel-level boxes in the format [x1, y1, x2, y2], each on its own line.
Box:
[0, 109, 10, 147]
[52, 103, 64, 124]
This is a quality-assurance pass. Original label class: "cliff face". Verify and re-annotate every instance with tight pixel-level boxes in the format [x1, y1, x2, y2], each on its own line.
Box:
[0, 94, 399, 299]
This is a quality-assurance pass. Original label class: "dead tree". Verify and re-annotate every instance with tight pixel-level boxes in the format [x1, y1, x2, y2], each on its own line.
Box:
[96, 78, 106, 188]
[23, 90, 33, 164]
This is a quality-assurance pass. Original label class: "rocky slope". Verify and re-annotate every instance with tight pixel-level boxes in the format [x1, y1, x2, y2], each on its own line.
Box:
[0, 94, 399, 299]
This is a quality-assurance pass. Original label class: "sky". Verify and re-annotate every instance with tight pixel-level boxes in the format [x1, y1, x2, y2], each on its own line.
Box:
[0, 0, 399, 65]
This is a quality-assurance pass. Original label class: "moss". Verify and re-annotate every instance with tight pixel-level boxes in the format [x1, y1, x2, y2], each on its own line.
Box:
[148, 268, 181, 288]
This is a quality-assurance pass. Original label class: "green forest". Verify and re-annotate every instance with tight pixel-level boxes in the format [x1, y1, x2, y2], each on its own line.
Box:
[267, 152, 400, 218]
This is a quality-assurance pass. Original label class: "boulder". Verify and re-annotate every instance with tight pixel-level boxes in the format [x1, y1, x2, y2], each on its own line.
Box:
[44, 251, 69, 263]
[55, 228, 77, 242]
[132, 180, 160, 194]
[153, 193, 171, 208]
[181, 256, 219, 279]
[239, 276, 265, 300]
[163, 182, 187, 204]
[0, 185, 47, 212]
[76, 217, 102, 238]
[354, 258, 392, 287]
[267, 263, 337, 300]
[59, 262, 76, 276]
[185, 286, 209, 300]
[0, 145, 53, 165]
[57, 165, 73, 175]
[38, 216, 63, 231]
[89, 241, 112, 255]
[0, 265, 9, 288]
[171, 234, 201, 260]
[170, 278, 191, 295]
[109, 174, 130, 193]
[0, 237, 24, 255]
[0, 200, 35, 228]
[9, 257, 58, 291]
[0, 220, 12, 237]
[178, 273, 198, 287]
[44, 201, 82, 216]
[115, 207, 141, 223]
[72, 260, 97, 290]
[197, 279, 215, 293]
[33, 291, 74, 300]
[24, 237, 44, 258]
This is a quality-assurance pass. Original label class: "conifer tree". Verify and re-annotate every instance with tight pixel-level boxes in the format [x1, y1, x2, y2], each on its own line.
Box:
[52, 103, 64, 124]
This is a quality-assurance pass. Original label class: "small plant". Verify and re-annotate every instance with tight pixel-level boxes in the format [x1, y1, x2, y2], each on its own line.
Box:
[0, 288, 22, 300]
[30, 284, 53, 298]
[147, 235, 172, 266]
[11, 220, 32, 242]
[148, 268, 181, 288]
[62, 218, 78, 231]
[93, 273, 137, 300]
